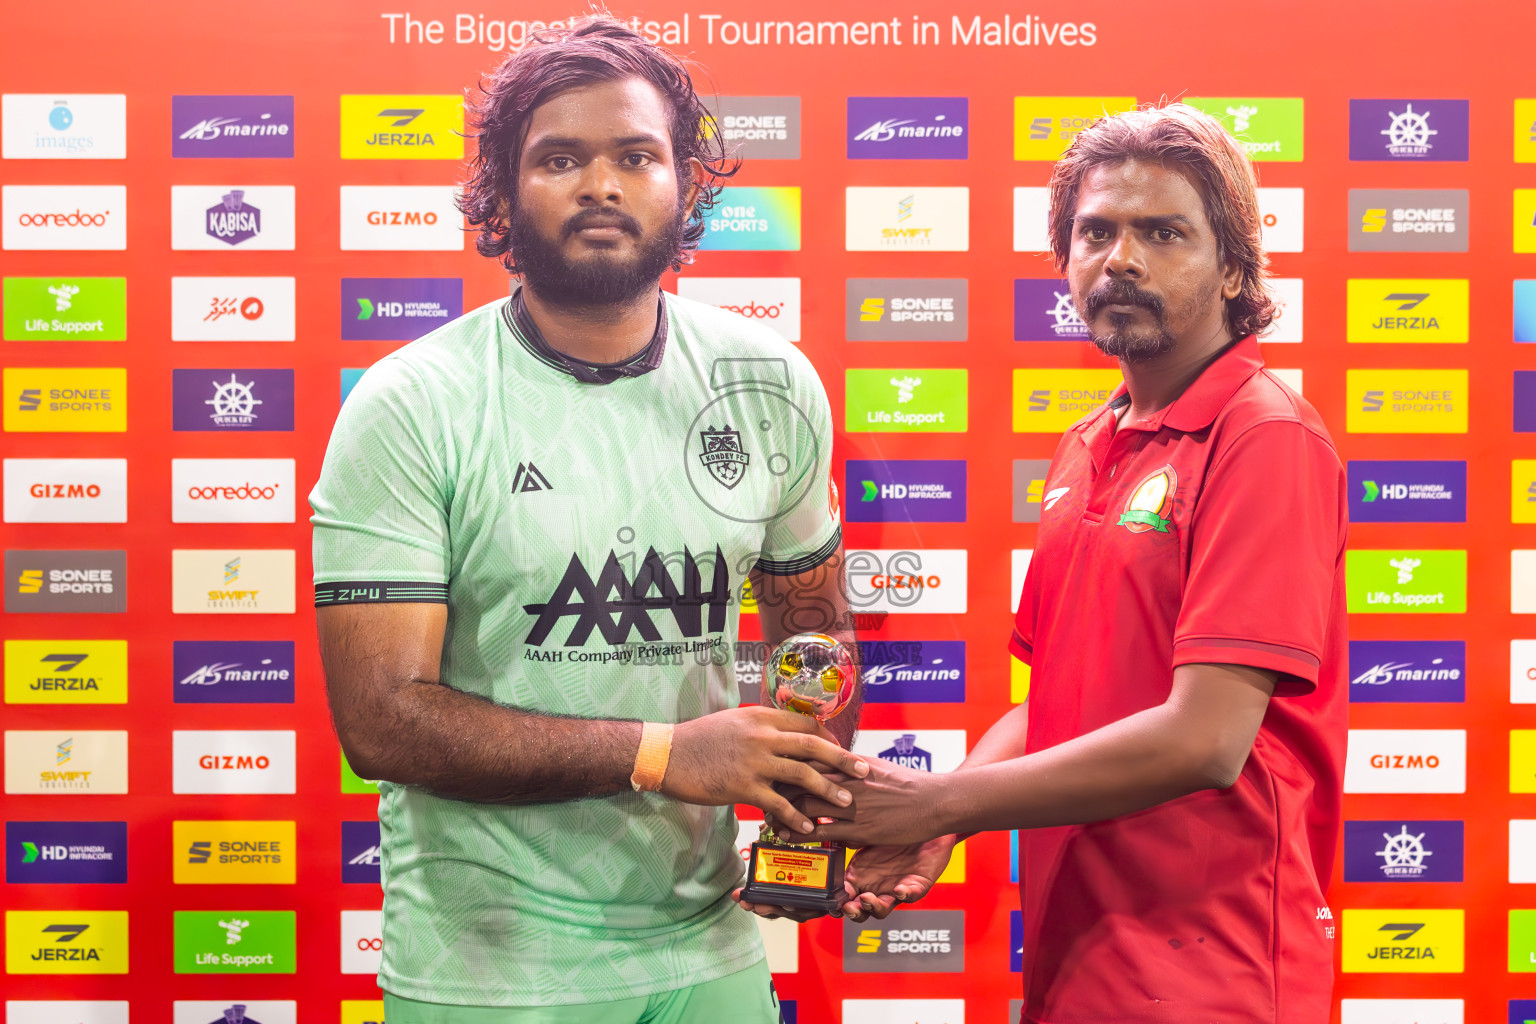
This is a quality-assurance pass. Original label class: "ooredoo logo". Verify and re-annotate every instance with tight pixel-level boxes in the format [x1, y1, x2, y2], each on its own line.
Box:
[3, 186, 127, 250]
[171, 459, 295, 523]
[172, 730, 296, 794]
[340, 186, 462, 250]
[674, 277, 801, 342]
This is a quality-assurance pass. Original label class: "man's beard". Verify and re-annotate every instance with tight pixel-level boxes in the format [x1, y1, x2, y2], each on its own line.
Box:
[1078, 278, 1214, 362]
[507, 195, 687, 310]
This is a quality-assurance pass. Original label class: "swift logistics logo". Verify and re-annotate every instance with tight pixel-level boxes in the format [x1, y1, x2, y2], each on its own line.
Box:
[4, 911, 129, 974]
[847, 97, 967, 159]
[845, 369, 967, 432]
[171, 185, 295, 250]
[6, 821, 128, 883]
[172, 369, 294, 431]
[845, 550, 968, 615]
[1181, 97, 1304, 161]
[1346, 369, 1467, 433]
[4, 550, 126, 614]
[846, 279, 967, 341]
[843, 910, 964, 972]
[4, 639, 129, 704]
[1349, 640, 1465, 703]
[1341, 908, 1463, 973]
[3, 731, 129, 795]
[1347, 461, 1466, 522]
[1014, 279, 1089, 340]
[173, 910, 296, 974]
[174, 640, 295, 704]
[1344, 820, 1463, 882]
[170, 276, 296, 341]
[172, 96, 294, 158]
[1344, 730, 1466, 794]
[340, 185, 463, 250]
[1013, 96, 1136, 160]
[845, 459, 966, 522]
[1012, 368, 1122, 432]
[342, 277, 462, 340]
[1346, 549, 1466, 613]
[1346, 279, 1469, 343]
[171, 730, 296, 794]
[675, 277, 802, 342]
[340, 95, 463, 159]
[2, 94, 127, 159]
[3, 367, 126, 432]
[845, 187, 968, 251]
[342, 820, 382, 883]
[1349, 99, 1469, 161]
[172, 820, 295, 884]
[171, 459, 296, 523]
[171, 548, 296, 615]
[706, 96, 801, 160]
[3, 458, 128, 523]
[698, 186, 801, 251]
[2, 185, 126, 250]
[1350, 189, 1468, 252]
[858, 640, 965, 703]
[3, 277, 126, 340]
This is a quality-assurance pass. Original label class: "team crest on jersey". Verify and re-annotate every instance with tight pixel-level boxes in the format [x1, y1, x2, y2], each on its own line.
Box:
[1118, 465, 1177, 534]
[699, 424, 750, 489]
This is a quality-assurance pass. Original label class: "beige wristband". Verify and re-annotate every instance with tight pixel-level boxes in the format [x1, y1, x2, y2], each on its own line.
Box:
[630, 722, 674, 793]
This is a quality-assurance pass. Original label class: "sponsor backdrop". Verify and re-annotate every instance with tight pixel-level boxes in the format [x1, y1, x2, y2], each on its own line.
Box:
[2, 0, 1535, 1021]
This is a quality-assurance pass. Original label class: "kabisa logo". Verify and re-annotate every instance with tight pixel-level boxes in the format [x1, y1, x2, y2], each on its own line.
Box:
[173, 910, 296, 974]
[675, 277, 802, 342]
[174, 186, 293, 250]
[1347, 461, 1466, 523]
[3, 277, 128, 341]
[4, 639, 128, 704]
[845, 279, 967, 342]
[174, 640, 296, 704]
[172, 96, 294, 158]
[5, 911, 129, 974]
[1341, 909, 1463, 973]
[879, 733, 933, 770]
[1344, 820, 1463, 883]
[5, 821, 128, 884]
[1346, 370, 1467, 434]
[1344, 729, 1466, 794]
[1349, 640, 1465, 703]
[3, 185, 127, 250]
[1346, 279, 1469, 343]
[1013, 279, 1089, 340]
[1012, 369, 1121, 432]
[173, 820, 295, 885]
[858, 640, 965, 702]
[340, 95, 464, 159]
[847, 97, 968, 159]
[843, 910, 965, 972]
[1013, 96, 1136, 160]
[1349, 189, 1469, 253]
[341, 820, 383, 884]
[845, 459, 966, 524]
[2, 94, 127, 159]
[708, 97, 801, 160]
[172, 369, 295, 432]
[521, 545, 730, 649]
[2, 458, 128, 524]
[845, 368, 968, 433]
[1349, 99, 1469, 162]
[205, 190, 261, 246]
[341, 278, 462, 341]
[340, 185, 464, 250]
[1180, 97, 1305, 162]
[697, 186, 801, 251]
[4, 550, 126, 614]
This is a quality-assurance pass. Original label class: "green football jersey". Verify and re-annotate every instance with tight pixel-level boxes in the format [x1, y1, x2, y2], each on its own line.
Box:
[310, 291, 840, 1006]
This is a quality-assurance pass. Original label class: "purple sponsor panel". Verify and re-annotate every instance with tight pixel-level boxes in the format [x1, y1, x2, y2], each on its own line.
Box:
[845, 459, 966, 523]
[1343, 819, 1463, 882]
[847, 97, 968, 159]
[6, 821, 127, 883]
[172, 95, 295, 158]
[1348, 99, 1469, 161]
[1014, 279, 1089, 341]
[1349, 640, 1464, 703]
[341, 278, 463, 341]
[172, 368, 294, 432]
[341, 820, 381, 883]
[858, 640, 965, 703]
[1347, 460, 1466, 523]
[173, 640, 295, 703]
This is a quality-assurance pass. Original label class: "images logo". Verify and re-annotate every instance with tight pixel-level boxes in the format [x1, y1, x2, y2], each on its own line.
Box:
[1341, 908, 1463, 973]
[4, 639, 128, 704]
[1347, 461, 1466, 523]
[171, 277, 296, 341]
[1349, 189, 1468, 252]
[1344, 729, 1466, 794]
[340, 94, 463, 159]
[1346, 369, 1468, 433]
[173, 910, 296, 974]
[172, 369, 294, 432]
[1013, 96, 1136, 160]
[173, 640, 295, 704]
[1014, 279, 1089, 340]
[3, 458, 128, 524]
[171, 548, 296, 615]
[1349, 640, 1465, 703]
[2, 94, 127, 159]
[3, 730, 128, 795]
[172, 820, 295, 884]
[4, 550, 126, 614]
[1346, 549, 1466, 613]
[847, 97, 967, 159]
[1344, 820, 1463, 882]
[341, 277, 463, 341]
[845, 187, 968, 251]
[4, 911, 129, 974]
[845, 549, 968, 615]
[1182, 97, 1304, 161]
[3, 277, 127, 341]
[1346, 279, 1469, 343]
[342, 820, 382, 883]
[340, 185, 463, 250]
[171, 459, 296, 524]
[5, 821, 128, 884]
[858, 640, 965, 703]
[845, 459, 966, 523]
[172, 96, 294, 158]
[845, 369, 967, 433]
[172, 185, 295, 250]
[846, 279, 967, 341]
[1350, 99, 1469, 161]
[171, 730, 296, 795]
[708, 96, 801, 159]
[843, 910, 965, 972]
[674, 277, 801, 342]
[1012, 369, 1121, 432]
[3, 185, 126, 250]
[698, 186, 801, 251]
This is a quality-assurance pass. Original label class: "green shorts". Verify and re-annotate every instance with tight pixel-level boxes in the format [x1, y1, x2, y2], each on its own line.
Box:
[382, 959, 785, 1024]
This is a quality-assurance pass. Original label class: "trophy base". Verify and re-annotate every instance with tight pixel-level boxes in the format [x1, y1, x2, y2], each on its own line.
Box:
[740, 841, 846, 913]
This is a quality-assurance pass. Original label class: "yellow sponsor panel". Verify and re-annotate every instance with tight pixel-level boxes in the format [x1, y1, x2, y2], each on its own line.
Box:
[1011, 659, 1031, 703]
[6, 910, 129, 974]
[1514, 461, 1536, 523]
[846, 839, 966, 883]
[1013, 369, 1122, 432]
[1345, 279, 1469, 343]
[1517, 190, 1536, 254]
[3, 367, 126, 433]
[340, 95, 464, 160]
[172, 820, 297, 884]
[342, 1001, 387, 1024]
[4, 640, 127, 704]
[1517, 100, 1536, 163]
[1513, 731, 1536, 793]
[1345, 369, 1468, 434]
[1014, 97, 1137, 160]
[1341, 908, 1463, 973]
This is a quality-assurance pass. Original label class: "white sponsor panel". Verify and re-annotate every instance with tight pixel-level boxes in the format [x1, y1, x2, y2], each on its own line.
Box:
[171, 730, 296, 794]
[1265, 277, 1304, 343]
[172, 459, 295, 524]
[1257, 187, 1304, 253]
[674, 277, 801, 342]
[845, 548, 967, 614]
[1339, 999, 1463, 1024]
[170, 185, 295, 250]
[1510, 820, 1536, 883]
[1512, 640, 1536, 703]
[170, 276, 297, 341]
[6, 1003, 130, 1024]
[3, 185, 126, 250]
[173, 1003, 296, 1024]
[4, 730, 129, 795]
[1514, 550, 1536, 613]
[846, 187, 969, 252]
[853, 729, 967, 773]
[171, 548, 297, 615]
[340, 185, 463, 251]
[2, 94, 127, 159]
[843, 999, 964, 1024]
[1343, 729, 1465, 794]
[1269, 368, 1304, 394]
[1012, 186, 1051, 252]
[4, 458, 128, 523]
[1011, 549, 1033, 612]
[757, 917, 799, 973]
[341, 909, 383, 974]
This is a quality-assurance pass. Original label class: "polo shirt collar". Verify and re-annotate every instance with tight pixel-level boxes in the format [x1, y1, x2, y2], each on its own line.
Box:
[1075, 334, 1264, 437]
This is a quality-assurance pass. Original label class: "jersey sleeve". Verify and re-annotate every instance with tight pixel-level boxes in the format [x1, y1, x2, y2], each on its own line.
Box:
[1172, 420, 1345, 695]
[754, 356, 841, 576]
[309, 357, 453, 605]
[1008, 554, 1037, 664]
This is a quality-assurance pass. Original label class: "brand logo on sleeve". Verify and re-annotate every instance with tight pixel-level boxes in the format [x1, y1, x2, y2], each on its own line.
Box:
[1181, 97, 1304, 161]
[1349, 641, 1465, 703]
[3, 730, 129, 794]
[341, 820, 382, 883]
[844, 910, 964, 972]
[857, 640, 965, 703]
[1350, 189, 1468, 252]
[1341, 908, 1463, 973]
[845, 369, 967, 433]
[172, 96, 294, 158]
[1346, 370, 1468, 433]
[1347, 461, 1466, 522]
[1346, 279, 1469, 342]
[1346, 549, 1466, 613]
[1013, 96, 1136, 160]
[698, 186, 801, 251]
[4, 640, 128, 704]
[3, 277, 127, 340]
[845, 187, 968, 251]
[1013, 279, 1089, 340]
[847, 97, 967, 159]
[1349, 99, 1469, 161]
[1012, 369, 1121, 431]
[173, 641, 295, 704]
[1344, 730, 1466, 794]
[707, 96, 801, 160]
[4, 912, 129, 974]
[171, 186, 294, 250]
[173, 910, 296, 974]
[6, 822, 127, 883]
[171, 731, 296, 794]
[846, 279, 967, 341]
[2, 94, 127, 159]
[340, 95, 463, 159]
[845, 460, 966, 523]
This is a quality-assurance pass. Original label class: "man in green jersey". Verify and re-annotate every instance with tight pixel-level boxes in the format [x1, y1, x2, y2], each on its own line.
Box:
[310, 15, 865, 1023]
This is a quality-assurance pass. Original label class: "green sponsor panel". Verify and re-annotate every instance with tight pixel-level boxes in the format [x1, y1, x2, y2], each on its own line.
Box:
[1511, 910, 1536, 972]
[3, 277, 127, 341]
[173, 910, 296, 974]
[1345, 549, 1467, 613]
[845, 369, 967, 433]
[342, 749, 381, 793]
[1181, 98, 1304, 162]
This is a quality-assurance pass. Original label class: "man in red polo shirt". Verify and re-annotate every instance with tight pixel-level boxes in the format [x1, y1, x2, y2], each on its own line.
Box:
[781, 104, 1347, 1023]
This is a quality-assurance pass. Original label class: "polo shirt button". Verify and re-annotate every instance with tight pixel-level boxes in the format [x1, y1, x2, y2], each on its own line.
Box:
[1109, 465, 1116, 477]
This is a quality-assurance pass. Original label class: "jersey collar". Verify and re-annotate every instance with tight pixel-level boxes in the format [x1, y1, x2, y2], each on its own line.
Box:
[503, 286, 669, 385]
[1075, 334, 1264, 437]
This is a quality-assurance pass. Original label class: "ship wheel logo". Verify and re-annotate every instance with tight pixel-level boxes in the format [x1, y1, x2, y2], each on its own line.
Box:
[1375, 824, 1431, 878]
[1380, 103, 1437, 157]
[205, 372, 263, 426]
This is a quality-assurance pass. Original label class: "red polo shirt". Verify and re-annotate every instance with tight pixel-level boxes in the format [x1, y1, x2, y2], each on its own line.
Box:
[1009, 335, 1347, 1024]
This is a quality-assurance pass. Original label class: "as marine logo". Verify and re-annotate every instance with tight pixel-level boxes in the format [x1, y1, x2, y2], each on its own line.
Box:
[1119, 466, 1177, 534]
[699, 425, 750, 488]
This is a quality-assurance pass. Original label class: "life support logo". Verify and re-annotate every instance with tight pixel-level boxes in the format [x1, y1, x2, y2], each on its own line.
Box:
[1118, 466, 1177, 534]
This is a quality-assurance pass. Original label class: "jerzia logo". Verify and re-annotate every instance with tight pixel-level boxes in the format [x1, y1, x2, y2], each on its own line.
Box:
[522, 546, 729, 647]
[699, 425, 750, 488]
[1118, 466, 1176, 534]
[510, 462, 552, 495]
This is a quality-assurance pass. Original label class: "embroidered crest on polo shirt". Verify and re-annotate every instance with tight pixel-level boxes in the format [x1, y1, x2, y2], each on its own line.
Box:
[1118, 466, 1177, 533]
